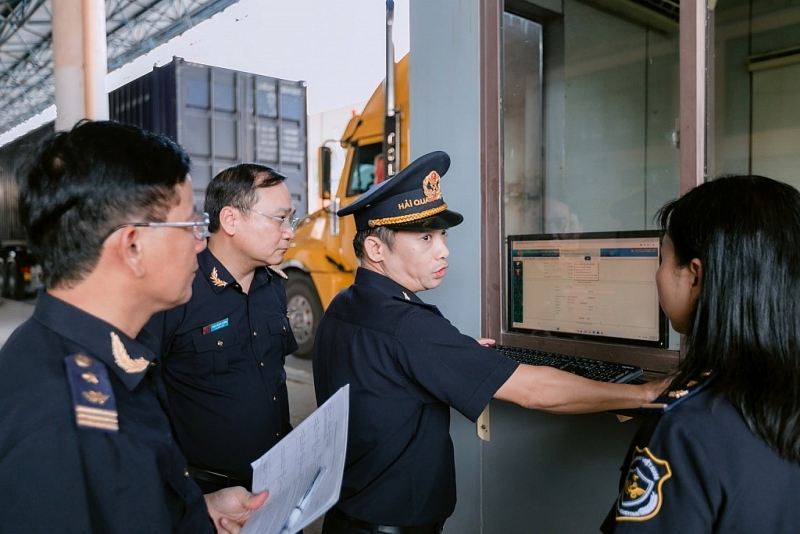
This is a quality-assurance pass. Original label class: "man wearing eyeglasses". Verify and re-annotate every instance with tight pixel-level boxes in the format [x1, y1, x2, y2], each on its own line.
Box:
[0, 121, 267, 533]
[143, 163, 300, 494]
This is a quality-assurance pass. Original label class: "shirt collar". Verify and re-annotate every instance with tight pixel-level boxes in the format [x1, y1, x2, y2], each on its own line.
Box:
[197, 247, 272, 293]
[33, 290, 155, 390]
[355, 267, 428, 305]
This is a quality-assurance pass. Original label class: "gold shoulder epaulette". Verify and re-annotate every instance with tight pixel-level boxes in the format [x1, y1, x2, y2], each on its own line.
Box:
[641, 371, 713, 412]
[64, 354, 119, 432]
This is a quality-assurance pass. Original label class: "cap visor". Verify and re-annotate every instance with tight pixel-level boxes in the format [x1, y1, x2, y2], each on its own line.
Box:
[386, 209, 464, 230]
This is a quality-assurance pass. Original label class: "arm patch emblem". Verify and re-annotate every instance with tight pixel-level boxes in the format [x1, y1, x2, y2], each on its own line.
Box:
[615, 447, 672, 522]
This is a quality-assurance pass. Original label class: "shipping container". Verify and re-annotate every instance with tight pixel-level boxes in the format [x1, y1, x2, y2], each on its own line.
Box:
[109, 58, 309, 215]
[0, 58, 308, 298]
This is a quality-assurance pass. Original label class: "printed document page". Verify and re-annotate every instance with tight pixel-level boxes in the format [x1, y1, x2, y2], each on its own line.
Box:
[240, 384, 349, 534]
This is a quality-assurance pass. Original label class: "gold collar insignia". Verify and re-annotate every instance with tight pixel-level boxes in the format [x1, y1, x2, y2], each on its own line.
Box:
[268, 265, 288, 280]
[110, 332, 149, 374]
[210, 266, 228, 287]
[402, 291, 410, 300]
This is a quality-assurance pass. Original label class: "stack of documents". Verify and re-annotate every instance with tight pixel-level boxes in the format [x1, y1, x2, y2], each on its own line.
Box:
[241, 385, 349, 534]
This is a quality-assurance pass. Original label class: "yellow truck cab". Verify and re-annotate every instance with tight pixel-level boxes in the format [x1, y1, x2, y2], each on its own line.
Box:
[281, 55, 409, 358]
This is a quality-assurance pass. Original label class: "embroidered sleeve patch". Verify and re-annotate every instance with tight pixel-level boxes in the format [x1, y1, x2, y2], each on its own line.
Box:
[616, 447, 672, 522]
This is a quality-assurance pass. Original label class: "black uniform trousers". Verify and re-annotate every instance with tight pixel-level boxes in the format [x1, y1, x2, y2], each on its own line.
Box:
[323, 508, 444, 534]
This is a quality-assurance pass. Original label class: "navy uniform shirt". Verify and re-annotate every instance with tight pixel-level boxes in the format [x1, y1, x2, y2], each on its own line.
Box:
[313, 268, 519, 526]
[0, 290, 212, 533]
[144, 247, 298, 481]
[601, 378, 800, 533]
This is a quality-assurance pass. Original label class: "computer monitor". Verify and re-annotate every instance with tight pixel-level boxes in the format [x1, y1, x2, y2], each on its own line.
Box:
[507, 231, 667, 349]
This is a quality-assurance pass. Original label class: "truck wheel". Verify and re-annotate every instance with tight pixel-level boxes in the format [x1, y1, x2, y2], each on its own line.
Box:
[286, 272, 323, 359]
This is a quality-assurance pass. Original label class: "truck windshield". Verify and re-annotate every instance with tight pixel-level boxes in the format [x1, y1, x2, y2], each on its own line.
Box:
[347, 143, 384, 196]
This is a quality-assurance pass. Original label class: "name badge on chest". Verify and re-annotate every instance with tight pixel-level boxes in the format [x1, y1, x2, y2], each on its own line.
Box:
[203, 318, 229, 335]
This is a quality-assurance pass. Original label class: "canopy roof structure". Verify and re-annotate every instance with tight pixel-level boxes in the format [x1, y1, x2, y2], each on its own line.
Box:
[0, 0, 238, 134]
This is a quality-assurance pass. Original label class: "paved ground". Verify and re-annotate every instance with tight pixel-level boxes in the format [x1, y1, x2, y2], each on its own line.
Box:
[0, 297, 325, 534]
[285, 354, 325, 534]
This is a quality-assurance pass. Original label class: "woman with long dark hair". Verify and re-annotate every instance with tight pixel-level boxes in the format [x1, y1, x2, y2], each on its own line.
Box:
[602, 175, 800, 532]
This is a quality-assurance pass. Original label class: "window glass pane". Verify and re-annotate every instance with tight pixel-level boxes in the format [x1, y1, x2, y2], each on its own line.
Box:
[503, 15, 543, 236]
[346, 143, 383, 196]
[503, 1, 680, 235]
[712, 0, 800, 189]
[752, 64, 800, 180]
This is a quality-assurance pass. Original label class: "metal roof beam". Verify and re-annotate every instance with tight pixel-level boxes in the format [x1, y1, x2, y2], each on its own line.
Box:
[0, 0, 238, 134]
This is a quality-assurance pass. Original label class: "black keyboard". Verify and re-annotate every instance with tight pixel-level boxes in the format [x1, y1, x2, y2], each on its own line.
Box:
[493, 344, 643, 384]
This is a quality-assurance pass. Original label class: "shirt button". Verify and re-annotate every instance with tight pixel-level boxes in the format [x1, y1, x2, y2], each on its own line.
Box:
[184, 469, 189, 478]
[260, 362, 265, 367]
[276, 432, 280, 437]
[273, 396, 277, 401]
[253, 331, 257, 337]
[217, 340, 223, 347]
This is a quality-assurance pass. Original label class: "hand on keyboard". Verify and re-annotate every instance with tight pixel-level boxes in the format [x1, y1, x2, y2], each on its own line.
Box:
[492, 345, 643, 384]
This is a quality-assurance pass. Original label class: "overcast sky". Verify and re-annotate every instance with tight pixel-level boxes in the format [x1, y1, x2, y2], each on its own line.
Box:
[0, 0, 410, 146]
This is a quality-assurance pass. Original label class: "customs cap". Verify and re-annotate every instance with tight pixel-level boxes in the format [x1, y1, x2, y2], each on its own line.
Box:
[338, 150, 464, 231]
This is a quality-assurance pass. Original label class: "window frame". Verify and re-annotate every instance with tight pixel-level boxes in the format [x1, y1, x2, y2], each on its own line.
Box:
[478, 0, 706, 372]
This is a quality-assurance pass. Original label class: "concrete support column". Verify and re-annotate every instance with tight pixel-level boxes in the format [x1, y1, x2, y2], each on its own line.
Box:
[82, 0, 109, 121]
[52, 0, 108, 131]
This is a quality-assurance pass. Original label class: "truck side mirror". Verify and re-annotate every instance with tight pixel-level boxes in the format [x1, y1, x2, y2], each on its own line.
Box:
[318, 146, 332, 200]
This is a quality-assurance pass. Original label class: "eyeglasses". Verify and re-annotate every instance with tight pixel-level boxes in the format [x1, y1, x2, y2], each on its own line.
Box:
[250, 210, 300, 231]
[103, 212, 211, 242]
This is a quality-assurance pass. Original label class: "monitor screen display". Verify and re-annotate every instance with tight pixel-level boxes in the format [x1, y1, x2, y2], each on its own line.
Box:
[507, 231, 667, 348]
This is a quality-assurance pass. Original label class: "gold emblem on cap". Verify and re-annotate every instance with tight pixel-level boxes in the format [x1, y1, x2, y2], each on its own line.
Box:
[422, 171, 442, 201]
[82, 372, 99, 384]
[74, 354, 93, 368]
[110, 332, 149, 374]
[83, 390, 110, 405]
[210, 267, 228, 287]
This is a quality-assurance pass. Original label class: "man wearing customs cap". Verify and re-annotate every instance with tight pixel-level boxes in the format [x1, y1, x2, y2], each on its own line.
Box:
[313, 151, 666, 534]
[0, 121, 266, 533]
